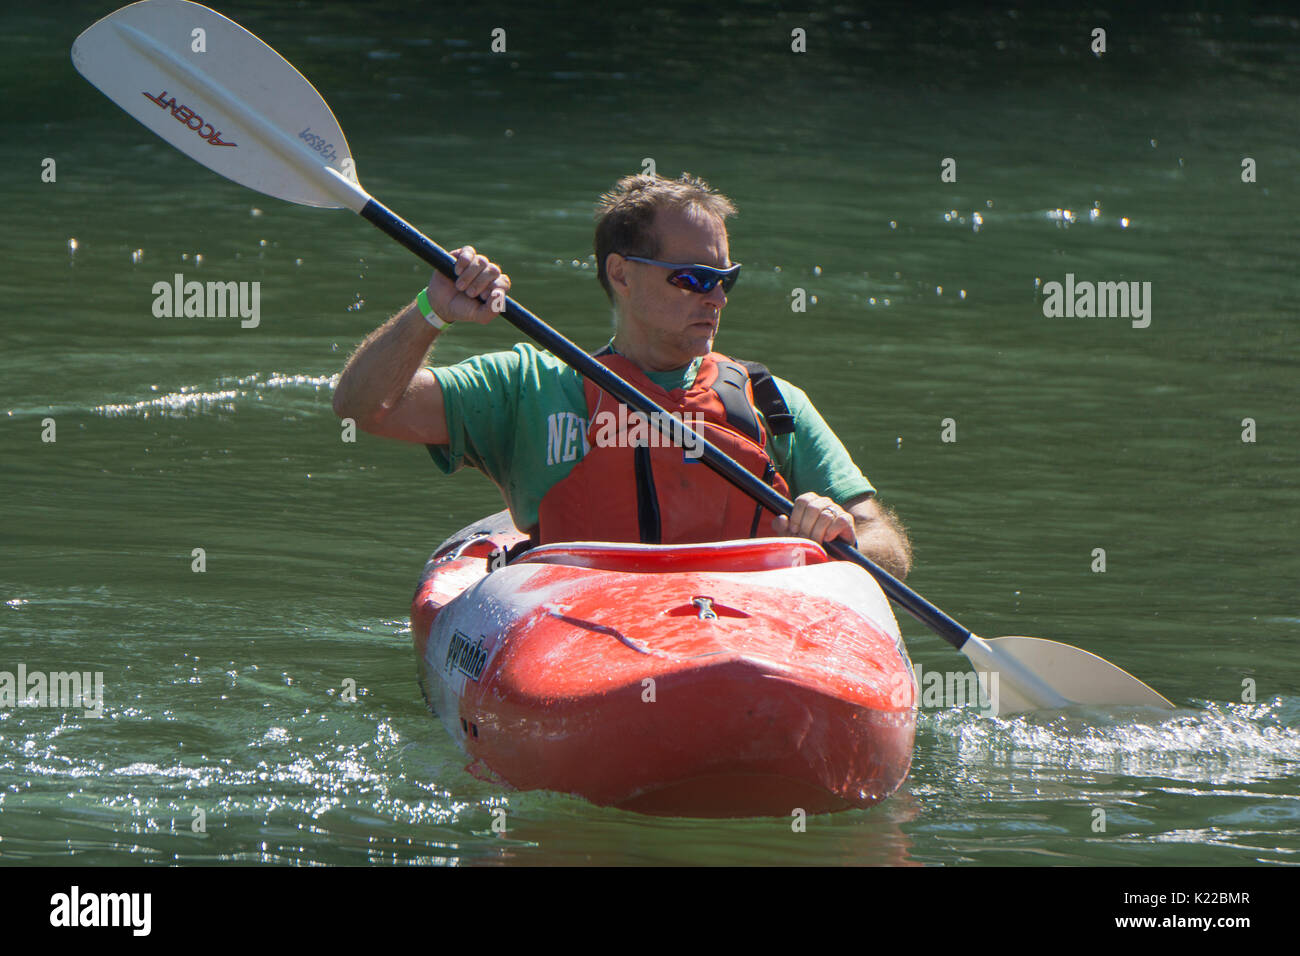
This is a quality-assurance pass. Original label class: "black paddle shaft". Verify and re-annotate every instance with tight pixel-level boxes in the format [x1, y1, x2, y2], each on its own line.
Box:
[359, 197, 975, 651]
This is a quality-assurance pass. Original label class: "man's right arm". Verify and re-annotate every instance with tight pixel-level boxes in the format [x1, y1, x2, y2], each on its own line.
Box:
[332, 299, 449, 443]
[331, 245, 509, 443]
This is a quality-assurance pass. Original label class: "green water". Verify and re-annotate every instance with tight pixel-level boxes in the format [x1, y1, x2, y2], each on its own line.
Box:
[2, 2, 1298, 865]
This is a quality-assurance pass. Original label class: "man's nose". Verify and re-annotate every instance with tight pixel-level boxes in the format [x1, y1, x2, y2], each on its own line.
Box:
[703, 281, 727, 307]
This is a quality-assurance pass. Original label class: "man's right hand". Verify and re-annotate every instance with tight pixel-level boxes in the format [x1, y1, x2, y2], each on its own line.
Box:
[427, 245, 511, 325]
[332, 245, 509, 445]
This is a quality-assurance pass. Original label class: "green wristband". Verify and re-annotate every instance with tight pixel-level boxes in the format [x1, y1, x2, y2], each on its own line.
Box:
[416, 287, 448, 330]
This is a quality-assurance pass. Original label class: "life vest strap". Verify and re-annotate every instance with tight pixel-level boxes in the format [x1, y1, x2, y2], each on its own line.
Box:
[738, 360, 796, 436]
[633, 443, 662, 543]
[712, 360, 763, 445]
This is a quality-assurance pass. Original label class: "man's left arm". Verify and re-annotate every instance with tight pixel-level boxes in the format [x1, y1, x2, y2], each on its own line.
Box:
[763, 376, 912, 578]
[844, 493, 912, 580]
[773, 490, 912, 579]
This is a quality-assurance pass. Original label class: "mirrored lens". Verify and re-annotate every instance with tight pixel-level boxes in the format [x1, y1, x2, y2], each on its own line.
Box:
[667, 269, 717, 293]
[666, 266, 739, 294]
[624, 256, 740, 294]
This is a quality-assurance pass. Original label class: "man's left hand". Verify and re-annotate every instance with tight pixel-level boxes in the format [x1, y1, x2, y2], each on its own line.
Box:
[771, 493, 856, 545]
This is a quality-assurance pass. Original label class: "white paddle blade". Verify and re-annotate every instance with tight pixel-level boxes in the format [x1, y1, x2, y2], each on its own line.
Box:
[970, 635, 1176, 716]
[72, 0, 368, 211]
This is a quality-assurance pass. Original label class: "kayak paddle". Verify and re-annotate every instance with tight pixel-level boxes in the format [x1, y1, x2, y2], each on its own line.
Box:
[72, 0, 1174, 716]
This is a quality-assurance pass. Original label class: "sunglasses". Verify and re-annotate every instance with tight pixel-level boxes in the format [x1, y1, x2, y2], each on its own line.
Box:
[623, 255, 742, 294]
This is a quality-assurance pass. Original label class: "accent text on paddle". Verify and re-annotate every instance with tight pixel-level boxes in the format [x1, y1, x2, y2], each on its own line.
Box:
[141, 89, 236, 147]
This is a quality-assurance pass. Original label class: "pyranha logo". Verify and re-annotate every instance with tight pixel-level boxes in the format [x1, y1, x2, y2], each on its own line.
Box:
[445, 630, 489, 681]
[142, 90, 237, 147]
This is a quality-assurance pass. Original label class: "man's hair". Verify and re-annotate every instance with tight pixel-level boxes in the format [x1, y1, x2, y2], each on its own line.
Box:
[593, 172, 738, 301]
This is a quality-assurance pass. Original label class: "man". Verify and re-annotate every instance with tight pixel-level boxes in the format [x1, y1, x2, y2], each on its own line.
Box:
[332, 173, 912, 578]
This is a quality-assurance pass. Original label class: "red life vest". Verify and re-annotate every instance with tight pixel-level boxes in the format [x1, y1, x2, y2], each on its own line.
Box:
[535, 349, 792, 545]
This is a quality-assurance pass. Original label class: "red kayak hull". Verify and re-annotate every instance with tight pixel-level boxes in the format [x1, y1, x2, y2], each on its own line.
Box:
[412, 513, 916, 817]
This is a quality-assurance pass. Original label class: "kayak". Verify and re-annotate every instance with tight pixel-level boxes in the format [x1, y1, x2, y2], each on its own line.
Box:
[411, 511, 917, 817]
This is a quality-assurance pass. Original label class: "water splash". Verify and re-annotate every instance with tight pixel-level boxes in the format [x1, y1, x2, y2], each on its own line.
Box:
[925, 696, 1300, 785]
[92, 373, 338, 419]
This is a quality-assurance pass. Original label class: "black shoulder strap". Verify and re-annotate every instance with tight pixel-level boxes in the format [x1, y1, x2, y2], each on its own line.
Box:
[737, 360, 795, 436]
[712, 360, 763, 445]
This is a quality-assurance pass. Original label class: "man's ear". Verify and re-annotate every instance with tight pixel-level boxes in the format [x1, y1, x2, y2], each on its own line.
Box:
[606, 253, 629, 294]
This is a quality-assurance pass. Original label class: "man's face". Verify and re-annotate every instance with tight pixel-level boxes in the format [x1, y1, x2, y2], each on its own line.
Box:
[611, 206, 732, 370]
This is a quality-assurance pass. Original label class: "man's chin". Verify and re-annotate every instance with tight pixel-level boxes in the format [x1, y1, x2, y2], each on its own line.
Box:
[688, 328, 716, 354]
[657, 329, 714, 368]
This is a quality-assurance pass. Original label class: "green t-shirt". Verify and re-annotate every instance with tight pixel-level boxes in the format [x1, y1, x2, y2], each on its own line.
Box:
[427, 342, 874, 530]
